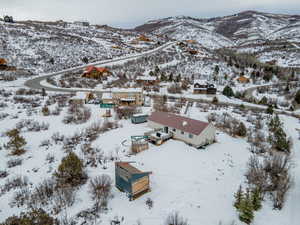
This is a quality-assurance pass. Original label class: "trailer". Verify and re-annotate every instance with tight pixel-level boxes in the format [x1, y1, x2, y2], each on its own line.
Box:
[131, 114, 148, 124]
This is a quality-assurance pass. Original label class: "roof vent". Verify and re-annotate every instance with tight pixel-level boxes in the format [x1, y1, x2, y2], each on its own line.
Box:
[182, 121, 188, 126]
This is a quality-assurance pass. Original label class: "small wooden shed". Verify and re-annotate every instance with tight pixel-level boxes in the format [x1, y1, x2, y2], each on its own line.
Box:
[115, 162, 151, 200]
[131, 114, 148, 124]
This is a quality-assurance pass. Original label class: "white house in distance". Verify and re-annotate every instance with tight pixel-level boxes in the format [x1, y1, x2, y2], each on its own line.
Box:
[148, 111, 216, 148]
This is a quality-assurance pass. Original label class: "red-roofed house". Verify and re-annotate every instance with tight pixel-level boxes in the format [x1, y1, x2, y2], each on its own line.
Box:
[82, 66, 110, 79]
[148, 111, 216, 148]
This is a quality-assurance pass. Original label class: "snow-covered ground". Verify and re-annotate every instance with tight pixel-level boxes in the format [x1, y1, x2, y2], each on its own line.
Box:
[0, 88, 299, 224]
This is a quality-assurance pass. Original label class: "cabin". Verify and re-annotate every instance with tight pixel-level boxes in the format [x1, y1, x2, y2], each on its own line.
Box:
[148, 111, 216, 148]
[193, 80, 207, 94]
[136, 76, 158, 86]
[206, 84, 217, 95]
[193, 80, 216, 95]
[131, 114, 148, 124]
[100, 93, 115, 108]
[237, 76, 250, 84]
[115, 162, 151, 200]
[112, 88, 144, 106]
[82, 66, 110, 79]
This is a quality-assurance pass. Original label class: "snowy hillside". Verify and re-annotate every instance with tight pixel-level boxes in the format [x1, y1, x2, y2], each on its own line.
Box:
[0, 20, 165, 74]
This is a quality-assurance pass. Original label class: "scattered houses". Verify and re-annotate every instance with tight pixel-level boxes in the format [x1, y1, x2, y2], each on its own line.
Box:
[193, 80, 217, 95]
[115, 162, 151, 200]
[82, 66, 110, 79]
[148, 111, 216, 148]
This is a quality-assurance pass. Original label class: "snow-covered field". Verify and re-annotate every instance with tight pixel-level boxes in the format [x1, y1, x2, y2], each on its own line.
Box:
[0, 85, 299, 224]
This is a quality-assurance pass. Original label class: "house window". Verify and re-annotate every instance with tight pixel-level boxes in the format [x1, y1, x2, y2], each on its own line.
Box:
[189, 134, 193, 139]
[181, 131, 184, 135]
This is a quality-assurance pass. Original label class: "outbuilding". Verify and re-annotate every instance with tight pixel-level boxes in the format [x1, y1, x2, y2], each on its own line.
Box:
[148, 111, 216, 148]
[115, 162, 151, 200]
[131, 114, 148, 124]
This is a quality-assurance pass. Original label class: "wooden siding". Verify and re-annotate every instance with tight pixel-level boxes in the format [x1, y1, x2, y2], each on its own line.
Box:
[132, 176, 149, 195]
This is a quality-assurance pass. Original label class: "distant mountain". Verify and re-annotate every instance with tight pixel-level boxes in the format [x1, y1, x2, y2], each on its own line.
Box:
[135, 10, 300, 48]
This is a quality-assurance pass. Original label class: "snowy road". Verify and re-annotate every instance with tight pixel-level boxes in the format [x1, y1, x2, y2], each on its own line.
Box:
[24, 42, 175, 93]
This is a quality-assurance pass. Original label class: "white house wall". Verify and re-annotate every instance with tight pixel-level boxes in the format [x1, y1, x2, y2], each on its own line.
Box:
[148, 121, 216, 147]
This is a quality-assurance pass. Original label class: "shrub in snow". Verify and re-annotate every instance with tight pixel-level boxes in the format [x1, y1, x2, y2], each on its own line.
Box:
[0, 176, 28, 197]
[7, 158, 23, 168]
[0, 208, 58, 225]
[89, 175, 112, 211]
[63, 102, 91, 124]
[167, 83, 182, 94]
[54, 152, 87, 187]
[146, 197, 154, 209]
[5, 128, 26, 155]
[0, 170, 8, 178]
[41, 106, 50, 116]
[245, 154, 292, 210]
[16, 119, 49, 132]
[164, 212, 189, 225]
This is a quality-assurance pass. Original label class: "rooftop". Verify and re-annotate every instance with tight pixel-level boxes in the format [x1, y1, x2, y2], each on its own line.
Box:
[116, 162, 143, 174]
[148, 111, 210, 135]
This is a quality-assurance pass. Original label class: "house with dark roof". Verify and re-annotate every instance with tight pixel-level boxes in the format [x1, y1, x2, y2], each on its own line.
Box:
[148, 111, 216, 148]
[115, 162, 151, 200]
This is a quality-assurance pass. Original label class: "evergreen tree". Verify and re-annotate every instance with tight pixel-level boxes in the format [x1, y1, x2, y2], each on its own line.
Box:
[222, 86, 234, 97]
[149, 70, 154, 76]
[234, 185, 244, 210]
[259, 96, 268, 105]
[161, 72, 167, 81]
[41, 88, 47, 97]
[239, 189, 254, 224]
[169, 73, 173, 82]
[154, 66, 160, 74]
[251, 187, 262, 211]
[212, 96, 219, 104]
[294, 90, 300, 104]
[266, 104, 274, 114]
[237, 122, 247, 137]
[6, 129, 26, 155]
[268, 114, 282, 132]
[214, 65, 220, 75]
[54, 152, 87, 187]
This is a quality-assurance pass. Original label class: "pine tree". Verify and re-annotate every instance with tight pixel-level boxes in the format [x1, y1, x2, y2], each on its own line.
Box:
[6, 129, 26, 155]
[237, 122, 247, 137]
[54, 152, 87, 187]
[169, 73, 173, 82]
[239, 189, 254, 224]
[234, 185, 244, 210]
[222, 86, 234, 97]
[266, 104, 274, 114]
[295, 90, 300, 104]
[251, 187, 262, 211]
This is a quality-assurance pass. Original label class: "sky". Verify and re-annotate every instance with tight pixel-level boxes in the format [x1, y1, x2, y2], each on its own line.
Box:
[1, 0, 300, 28]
